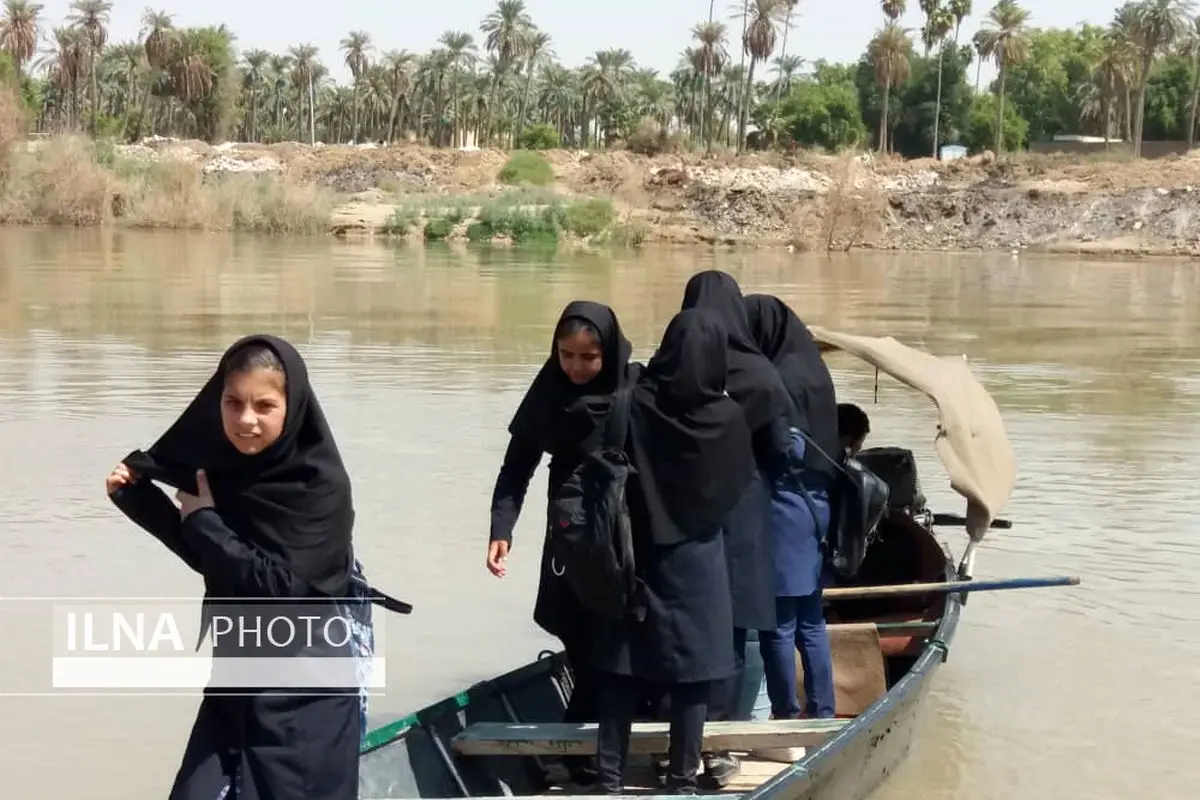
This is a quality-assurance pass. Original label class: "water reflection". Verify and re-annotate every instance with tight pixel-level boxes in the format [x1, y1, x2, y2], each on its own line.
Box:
[0, 230, 1197, 800]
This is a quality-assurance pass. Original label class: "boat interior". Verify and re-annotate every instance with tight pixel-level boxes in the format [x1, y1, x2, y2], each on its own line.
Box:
[359, 499, 954, 799]
[360, 326, 1016, 799]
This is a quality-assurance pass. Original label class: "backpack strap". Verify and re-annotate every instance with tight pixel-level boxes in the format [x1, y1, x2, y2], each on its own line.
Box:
[602, 380, 635, 450]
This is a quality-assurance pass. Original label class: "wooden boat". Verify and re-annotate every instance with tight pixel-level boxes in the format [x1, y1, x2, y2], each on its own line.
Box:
[359, 327, 1019, 800]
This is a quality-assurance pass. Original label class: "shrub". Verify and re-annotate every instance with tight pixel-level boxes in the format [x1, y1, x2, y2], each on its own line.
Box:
[1, 135, 116, 225]
[565, 198, 615, 237]
[626, 120, 669, 155]
[498, 150, 554, 187]
[476, 201, 564, 244]
[518, 123, 561, 151]
[465, 221, 493, 242]
[424, 217, 455, 240]
[0, 83, 23, 183]
[384, 207, 420, 235]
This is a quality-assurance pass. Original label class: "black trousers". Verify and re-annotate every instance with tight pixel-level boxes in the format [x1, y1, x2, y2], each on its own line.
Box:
[562, 640, 601, 780]
[169, 693, 360, 800]
[707, 626, 749, 723]
[596, 675, 709, 795]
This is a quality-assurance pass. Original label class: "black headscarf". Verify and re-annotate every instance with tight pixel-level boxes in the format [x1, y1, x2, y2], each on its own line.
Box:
[629, 309, 756, 547]
[122, 334, 354, 598]
[744, 294, 841, 481]
[680, 270, 792, 433]
[507, 300, 634, 455]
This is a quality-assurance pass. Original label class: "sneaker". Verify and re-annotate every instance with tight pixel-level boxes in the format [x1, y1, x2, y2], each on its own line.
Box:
[751, 746, 806, 764]
[701, 753, 741, 788]
[653, 755, 669, 786]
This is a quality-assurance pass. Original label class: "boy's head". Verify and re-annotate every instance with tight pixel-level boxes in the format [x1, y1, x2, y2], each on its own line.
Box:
[838, 403, 870, 456]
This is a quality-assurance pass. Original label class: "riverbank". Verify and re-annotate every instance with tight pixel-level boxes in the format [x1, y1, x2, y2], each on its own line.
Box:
[7, 129, 1200, 256]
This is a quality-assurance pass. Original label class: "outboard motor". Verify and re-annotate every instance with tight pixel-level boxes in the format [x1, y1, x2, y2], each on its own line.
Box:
[854, 446, 926, 516]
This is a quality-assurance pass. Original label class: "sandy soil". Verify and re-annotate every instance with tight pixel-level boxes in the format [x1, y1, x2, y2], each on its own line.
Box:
[118, 137, 1200, 254]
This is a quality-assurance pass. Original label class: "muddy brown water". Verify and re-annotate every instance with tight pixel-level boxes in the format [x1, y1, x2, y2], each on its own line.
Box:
[0, 230, 1196, 799]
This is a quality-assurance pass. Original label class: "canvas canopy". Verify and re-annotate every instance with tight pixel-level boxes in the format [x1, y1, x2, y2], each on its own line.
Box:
[809, 326, 1016, 544]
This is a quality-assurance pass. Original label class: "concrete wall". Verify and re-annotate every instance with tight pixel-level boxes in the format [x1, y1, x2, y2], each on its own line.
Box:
[1028, 140, 1191, 158]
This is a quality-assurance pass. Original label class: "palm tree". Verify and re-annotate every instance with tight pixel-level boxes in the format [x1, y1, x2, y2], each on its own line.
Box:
[42, 25, 87, 129]
[438, 31, 477, 147]
[289, 43, 320, 143]
[137, 9, 175, 136]
[771, 54, 803, 98]
[692, 20, 729, 149]
[583, 48, 633, 146]
[978, 0, 1031, 153]
[67, 0, 111, 134]
[771, 1, 799, 106]
[515, 29, 552, 142]
[242, 49, 270, 141]
[949, 0, 972, 42]
[480, 0, 533, 146]
[881, 0, 907, 21]
[1085, 33, 1134, 146]
[0, 0, 42, 80]
[1182, 16, 1200, 146]
[971, 29, 991, 92]
[869, 22, 912, 153]
[170, 31, 213, 105]
[737, 0, 788, 152]
[341, 31, 372, 142]
[921, 0, 956, 157]
[381, 49, 414, 142]
[1126, 0, 1194, 156]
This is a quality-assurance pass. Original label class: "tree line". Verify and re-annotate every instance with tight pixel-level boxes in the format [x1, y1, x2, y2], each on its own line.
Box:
[0, 0, 1197, 158]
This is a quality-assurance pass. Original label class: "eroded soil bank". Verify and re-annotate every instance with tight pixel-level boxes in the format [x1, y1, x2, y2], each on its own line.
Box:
[24, 135, 1200, 255]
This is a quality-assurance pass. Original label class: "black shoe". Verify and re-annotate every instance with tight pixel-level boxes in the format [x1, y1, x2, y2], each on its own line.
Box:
[567, 765, 599, 788]
[666, 784, 698, 795]
[701, 753, 741, 788]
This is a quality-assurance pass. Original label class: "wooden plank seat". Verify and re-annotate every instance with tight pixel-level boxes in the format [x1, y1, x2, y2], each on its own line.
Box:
[854, 615, 938, 658]
[450, 719, 849, 757]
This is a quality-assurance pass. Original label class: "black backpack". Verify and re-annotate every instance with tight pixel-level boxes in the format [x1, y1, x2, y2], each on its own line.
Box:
[547, 382, 645, 623]
[786, 427, 890, 581]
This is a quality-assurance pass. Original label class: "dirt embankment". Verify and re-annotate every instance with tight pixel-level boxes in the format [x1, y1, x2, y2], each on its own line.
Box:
[22, 134, 1200, 255]
[301, 143, 1200, 255]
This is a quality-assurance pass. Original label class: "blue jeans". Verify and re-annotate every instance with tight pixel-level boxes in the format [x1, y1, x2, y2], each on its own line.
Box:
[758, 593, 835, 719]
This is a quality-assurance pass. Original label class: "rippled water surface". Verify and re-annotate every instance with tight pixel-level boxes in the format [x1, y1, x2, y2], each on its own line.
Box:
[0, 230, 1196, 799]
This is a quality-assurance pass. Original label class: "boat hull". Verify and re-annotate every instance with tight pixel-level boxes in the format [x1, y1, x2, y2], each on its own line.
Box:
[359, 527, 963, 800]
[750, 593, 961, 800]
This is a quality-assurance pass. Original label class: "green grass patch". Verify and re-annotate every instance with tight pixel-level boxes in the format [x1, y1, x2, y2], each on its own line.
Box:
[565, 199, 615, 238]
[383, 206, 420, 235]
[423, 217, 455, 241]
[380, 188, 618, 246]
[465, 221, 493, 242]
[611, 219, 650, 247]
[498, 151, 555, 187]
[475, 201, 565, 244]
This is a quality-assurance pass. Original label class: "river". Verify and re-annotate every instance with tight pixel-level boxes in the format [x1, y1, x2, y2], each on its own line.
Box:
[0, 229, 1195, 799]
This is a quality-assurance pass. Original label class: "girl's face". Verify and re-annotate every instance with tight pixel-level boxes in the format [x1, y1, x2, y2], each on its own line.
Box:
[556, 330, 603, 386]
[221, 367, 287, 455]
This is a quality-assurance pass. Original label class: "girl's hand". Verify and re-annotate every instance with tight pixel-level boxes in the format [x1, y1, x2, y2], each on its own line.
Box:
[106, 463, 136, 496]
[176, 470, 215, 518]
[487, 540, 510, 578]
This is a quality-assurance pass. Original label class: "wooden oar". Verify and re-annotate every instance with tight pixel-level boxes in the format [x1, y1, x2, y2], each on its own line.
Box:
[823, 575, 1080, 601]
